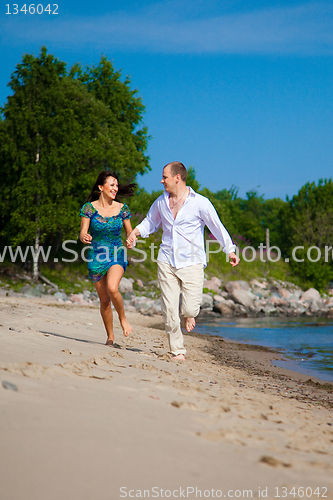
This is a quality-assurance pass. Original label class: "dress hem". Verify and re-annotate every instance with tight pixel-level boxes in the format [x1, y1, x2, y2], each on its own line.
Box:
[88, 261, 128, 283]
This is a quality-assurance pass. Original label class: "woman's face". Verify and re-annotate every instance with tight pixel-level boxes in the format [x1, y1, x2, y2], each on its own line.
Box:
[100, 176, 118, 200]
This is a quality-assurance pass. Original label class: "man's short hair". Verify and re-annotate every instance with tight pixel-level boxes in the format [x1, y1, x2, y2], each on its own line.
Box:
[165, 161, 187, 182]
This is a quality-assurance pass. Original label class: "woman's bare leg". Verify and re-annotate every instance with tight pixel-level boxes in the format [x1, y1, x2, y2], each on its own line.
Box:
[94, 276, 115, 345]
[106, 265, 132, 337]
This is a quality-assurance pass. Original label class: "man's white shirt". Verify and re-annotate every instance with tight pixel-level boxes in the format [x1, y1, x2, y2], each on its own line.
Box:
[136, 188, 236, 269]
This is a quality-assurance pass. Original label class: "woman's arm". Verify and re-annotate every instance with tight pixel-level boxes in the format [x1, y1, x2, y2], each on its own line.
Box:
[123, 218, 133, 238]
[80, 217, 92, 244]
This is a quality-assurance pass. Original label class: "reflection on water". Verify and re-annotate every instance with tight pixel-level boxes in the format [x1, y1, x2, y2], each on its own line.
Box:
[195, 316, 333, 382]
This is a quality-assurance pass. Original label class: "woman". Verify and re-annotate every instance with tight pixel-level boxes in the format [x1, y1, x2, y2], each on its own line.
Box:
[80, 171, 135, 345]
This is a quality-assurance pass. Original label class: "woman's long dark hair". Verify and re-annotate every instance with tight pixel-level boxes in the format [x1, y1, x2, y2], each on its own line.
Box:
[86, 171, 137, 203]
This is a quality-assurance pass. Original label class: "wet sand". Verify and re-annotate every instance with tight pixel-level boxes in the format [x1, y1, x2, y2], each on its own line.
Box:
[0, 295, 332, 500]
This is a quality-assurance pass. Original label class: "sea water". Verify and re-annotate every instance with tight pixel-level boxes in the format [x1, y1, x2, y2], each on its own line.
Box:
[195, 316, 333, 383]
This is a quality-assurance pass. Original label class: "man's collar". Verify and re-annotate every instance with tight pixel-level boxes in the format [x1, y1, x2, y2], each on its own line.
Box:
[163, 186, 196, 198]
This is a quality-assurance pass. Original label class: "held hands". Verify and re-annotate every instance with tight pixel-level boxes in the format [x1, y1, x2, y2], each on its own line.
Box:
[126, 229, 139, 249]
[229, 252, 240, 267]
[80, 233, 92, 244]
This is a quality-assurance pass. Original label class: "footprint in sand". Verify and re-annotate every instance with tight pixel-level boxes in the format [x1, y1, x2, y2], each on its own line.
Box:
[260, 455, 292, 468]
[171, 401, 200, 411]
[2, 380, 18, 391]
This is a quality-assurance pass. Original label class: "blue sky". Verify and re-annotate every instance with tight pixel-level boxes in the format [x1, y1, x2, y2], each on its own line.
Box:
[1, 0, 333, 199]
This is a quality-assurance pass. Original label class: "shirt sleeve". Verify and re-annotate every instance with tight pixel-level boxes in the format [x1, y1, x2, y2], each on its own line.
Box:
[200, 199, 236, 254]
[80, 203, 93, 219]
[136, 198, 162, 238]
[121, 204, 131, 220]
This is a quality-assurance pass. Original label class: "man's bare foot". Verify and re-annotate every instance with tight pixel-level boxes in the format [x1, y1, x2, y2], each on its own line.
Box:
[105, 338, 114, 346]
[172, 353, 185, 361]
[120, 318, 132, 337]
[185, 317, 195, 332]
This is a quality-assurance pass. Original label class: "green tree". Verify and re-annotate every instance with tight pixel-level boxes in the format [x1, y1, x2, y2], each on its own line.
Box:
[280, 179, 333, 290]
[199, 187, 234, 236]
[215, 188, 285, 250]
[0, 47, 150, 278]
[186, 165, 200, 192]
[70, 56, 150, 180]
[127, 187, 163, 222]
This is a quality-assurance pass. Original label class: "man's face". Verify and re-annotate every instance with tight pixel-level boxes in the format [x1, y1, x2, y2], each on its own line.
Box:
[161, 165, 177, 193]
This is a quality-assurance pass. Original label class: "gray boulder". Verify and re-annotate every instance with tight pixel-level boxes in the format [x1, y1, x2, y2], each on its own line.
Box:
[136, 279, 144, 289]
[309, 299, 327, 313]
[252, 287, 270, 298]
[213, 295, 226, 305]
[301, 288, 321, 301]
[250, 278, 268, 289]
[262, 304, 278, 315]
[293, 304, 307, 315]
[229, 289, 255, 308]
[53, 291, 67, 301]
[149, 303, 162, 315]
[268, 296, 288, 306]
[200, 293, 214, 309]
[224, 280, 250, 294]
[213, 303, 234, 316]
[292, 290, 302, 300]
[70, 294, 90, 306]
[20, 284, 42, 298]
[204, 276, 222, 293]
[278, 288, 291, 299]
[131, 296, 150, 309]
[137, 300, 155, 311]
[118, 277, 134, 294]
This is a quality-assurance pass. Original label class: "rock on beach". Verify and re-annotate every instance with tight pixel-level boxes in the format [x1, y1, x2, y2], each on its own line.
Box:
[199, 277, 331, 319]
[5, 273, 331, 320]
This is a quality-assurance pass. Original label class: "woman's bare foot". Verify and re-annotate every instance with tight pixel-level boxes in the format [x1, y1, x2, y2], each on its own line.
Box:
[120, 318, 132, 337]
[105, 338, 114, 346]
[185, 317, 195, 332]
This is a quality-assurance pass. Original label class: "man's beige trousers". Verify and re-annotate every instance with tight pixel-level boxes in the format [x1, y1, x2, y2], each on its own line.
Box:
[157, 262, 204, 356]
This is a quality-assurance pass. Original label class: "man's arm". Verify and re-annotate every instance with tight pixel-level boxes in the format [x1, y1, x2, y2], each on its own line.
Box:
[201, 199, 240, 266]
[126, 199, 162, 249]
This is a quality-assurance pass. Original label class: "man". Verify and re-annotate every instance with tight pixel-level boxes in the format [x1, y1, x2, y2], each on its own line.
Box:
[126, 162, 239, 361]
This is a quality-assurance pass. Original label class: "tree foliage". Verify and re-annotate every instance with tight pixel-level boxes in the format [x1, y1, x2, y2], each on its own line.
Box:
[280, 179, 333, 290]
[70, 56, 150, 179]
[0, 47, 150, 247]
[186, 165, 200, 192]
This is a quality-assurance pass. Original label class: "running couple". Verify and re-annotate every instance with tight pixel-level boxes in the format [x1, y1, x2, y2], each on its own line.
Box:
[126, 161, 239, 361]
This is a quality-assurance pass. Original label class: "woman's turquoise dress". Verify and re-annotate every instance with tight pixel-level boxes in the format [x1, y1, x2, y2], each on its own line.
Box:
[80, 202, 131, 282]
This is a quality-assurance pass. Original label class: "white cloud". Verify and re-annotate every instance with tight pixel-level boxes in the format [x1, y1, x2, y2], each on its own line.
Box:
[2, 1, 333, 55]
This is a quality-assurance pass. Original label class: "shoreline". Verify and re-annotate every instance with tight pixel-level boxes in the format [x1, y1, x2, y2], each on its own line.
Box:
[187, 331, 333, 408]
[3, 293, 333, 389]
[195, 310, 333, 385]
[1, 295, 333, 499]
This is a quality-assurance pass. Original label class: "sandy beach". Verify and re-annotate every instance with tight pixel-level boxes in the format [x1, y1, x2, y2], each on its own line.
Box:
[1, 295, 332, 500]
